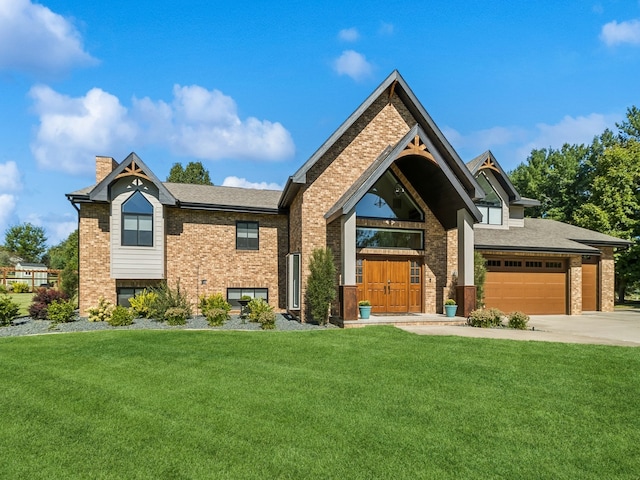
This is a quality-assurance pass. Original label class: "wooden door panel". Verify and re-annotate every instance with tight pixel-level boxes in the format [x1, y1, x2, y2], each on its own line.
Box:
[582, 264, 598, 311]
[361, 258, 421, 314]
[485, 271, 566, 315]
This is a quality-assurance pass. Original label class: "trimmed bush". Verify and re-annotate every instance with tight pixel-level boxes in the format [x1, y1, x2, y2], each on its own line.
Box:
[248, 298, 276, 329]
[108, 306, 135, 327]
[164, 307, 189, 326]
[87, 297, 115, 322]
[474, 251, 487, 309]
[28, 288, 69, 320]
[129, 290, 158, 318]
[12, 282, 30, 293]
[508, 311, 530, 330]
[199, 293, 231, 320]
[0, 294, 20, 326]
[306, 247, 336, 325]
[467, 308, 504, 328]
[205, 308, 228, 327]
[149, 281, 192, 321]
[47, 300, 76, 324]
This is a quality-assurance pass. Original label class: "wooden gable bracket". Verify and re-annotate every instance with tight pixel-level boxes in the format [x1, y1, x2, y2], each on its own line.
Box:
[396, 135, 437, 164]
[115, 159, 152, 181]
[478, 156, 500, 173]
[388, 80, 398, 102]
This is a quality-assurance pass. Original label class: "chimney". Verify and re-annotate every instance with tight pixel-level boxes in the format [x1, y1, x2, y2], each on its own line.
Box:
[96, 156, 118, 184]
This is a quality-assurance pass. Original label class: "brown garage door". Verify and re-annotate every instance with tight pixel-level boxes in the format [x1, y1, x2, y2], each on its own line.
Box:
[582, 262, 598, 311]
[484, 257, 567, 315]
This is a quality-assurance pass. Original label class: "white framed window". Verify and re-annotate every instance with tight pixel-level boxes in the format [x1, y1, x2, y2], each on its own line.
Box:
[287, 253, 301, 310]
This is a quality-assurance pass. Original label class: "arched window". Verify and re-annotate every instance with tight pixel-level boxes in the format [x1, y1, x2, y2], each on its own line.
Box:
[122, 191, 153, 246]
[355, 171, 424, 221]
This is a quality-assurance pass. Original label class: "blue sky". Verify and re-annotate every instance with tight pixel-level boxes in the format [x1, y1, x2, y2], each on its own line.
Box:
[1, 0, 640, 247]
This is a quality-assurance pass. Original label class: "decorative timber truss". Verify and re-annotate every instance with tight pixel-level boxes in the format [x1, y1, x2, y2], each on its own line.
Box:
[478, 156, 500, 173]
[115, 159, 152, 181]
[396, 134, 437, 164]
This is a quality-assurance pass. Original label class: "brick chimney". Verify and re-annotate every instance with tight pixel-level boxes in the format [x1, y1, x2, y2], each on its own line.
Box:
[96, 156, 118, 184]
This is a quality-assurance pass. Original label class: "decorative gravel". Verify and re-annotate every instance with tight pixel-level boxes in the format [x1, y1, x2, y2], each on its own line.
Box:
[1, 313, 336, 338]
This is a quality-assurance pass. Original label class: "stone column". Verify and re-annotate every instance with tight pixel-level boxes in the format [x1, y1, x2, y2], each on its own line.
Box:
[340, 209, 358, 320]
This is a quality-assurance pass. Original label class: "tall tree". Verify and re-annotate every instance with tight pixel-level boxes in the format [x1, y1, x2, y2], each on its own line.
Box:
[166, 161, 213, 185]
[47, 229, 79, 270]
[4, 223, 47, 263]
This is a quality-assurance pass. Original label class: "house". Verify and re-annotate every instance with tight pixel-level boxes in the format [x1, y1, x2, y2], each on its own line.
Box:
[67, 71, 630, 320]
[13, 262, 48, 290]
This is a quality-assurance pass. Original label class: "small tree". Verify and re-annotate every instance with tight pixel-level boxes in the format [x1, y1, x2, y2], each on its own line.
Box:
[474, 251, 487, 309]
[4, 223, 47, 263]
[306, 247, 336, 325]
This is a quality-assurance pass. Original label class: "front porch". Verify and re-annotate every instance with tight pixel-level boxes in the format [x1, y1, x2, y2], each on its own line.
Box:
[334, 313, 467, 328]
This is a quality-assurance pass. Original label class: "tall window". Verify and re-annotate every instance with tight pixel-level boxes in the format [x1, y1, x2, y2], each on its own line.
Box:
[287, 253, 301, 310]
[356, 171, 424, 221]
[475, 172, 502, 225]
[122, 191, 153, 246]
[236, 221, 259, 250]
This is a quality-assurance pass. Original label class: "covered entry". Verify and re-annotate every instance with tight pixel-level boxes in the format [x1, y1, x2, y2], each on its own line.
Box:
[356, 257, 422, 313]
[484, 257, 568, 314]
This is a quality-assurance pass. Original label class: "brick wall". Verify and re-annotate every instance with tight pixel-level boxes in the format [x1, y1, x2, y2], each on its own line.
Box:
[569, 255, 582, 315]
[96, 156, 117, 183]
[599, 247, 615, 312]
[165, 208, 288, 311]
[78, 203, 114, 315]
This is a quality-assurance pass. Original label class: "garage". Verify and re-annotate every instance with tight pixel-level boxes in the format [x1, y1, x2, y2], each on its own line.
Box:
[582, 257, 598, 311]
[483, 257, 568, 315]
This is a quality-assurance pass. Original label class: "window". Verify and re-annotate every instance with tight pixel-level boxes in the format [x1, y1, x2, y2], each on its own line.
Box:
[356, 259, 363, 284]
[122, 191, 153, 246]
[475, 173, 502, 225]
[356, 227, 423, 250]
[410, 261, 421, 284]
[236, 221, 259, 250]
[355, 171, 424, 221]
[546, 261, 563, 269]
[227, 288, 268, 307]
[486, 259, 501, 267]
[117, 287, 149, 307]
[526, 261, 543, 268]
[287, 254, 301, 309]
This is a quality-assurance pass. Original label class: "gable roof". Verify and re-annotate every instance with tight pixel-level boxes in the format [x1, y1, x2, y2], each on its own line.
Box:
[475, 218, 631, 254]
[325, 124, 483, 229]
[89, 152, 177, 206]
[466, 150, 536, 205]
[280, 70, 484, 209]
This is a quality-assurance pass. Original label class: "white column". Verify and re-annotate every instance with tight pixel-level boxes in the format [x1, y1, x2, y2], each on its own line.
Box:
[341, 208, 356, 285]
[457, 209, 475, 286]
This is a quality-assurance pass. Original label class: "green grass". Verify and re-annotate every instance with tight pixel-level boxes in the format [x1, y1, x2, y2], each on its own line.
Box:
[8, 292, 32, 316]
[0, 328, 638, 479]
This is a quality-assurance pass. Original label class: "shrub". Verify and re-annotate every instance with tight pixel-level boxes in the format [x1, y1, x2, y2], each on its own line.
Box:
[87, 297, 115, 322]
[108, 305, 135, 326]
[0, 294, 20, 327]
[508, 311, 530, 330]
[12, 282, 30, 293]
[474, 251, 487, 309]
[164, 307, 189, 326]
[358, 300, 371, 306]
[248, 298, 276, 329]
[47, 300, 76, 324]
[306, 247, 336, 325]
[205, 308, 228, 327]
[199, 293, 231, 316]
[28, 287, 69, 320]
[60, 264, 79, 299]
[445, 298, 457, 306]
[149, 281, 192, 321]
[129, 290, 158, 318]
[467, 308, 504, 328]
[0, 284, 7, 294]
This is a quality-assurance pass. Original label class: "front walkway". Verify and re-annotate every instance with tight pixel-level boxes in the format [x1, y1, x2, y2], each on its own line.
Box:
[342, 313, 466, 328]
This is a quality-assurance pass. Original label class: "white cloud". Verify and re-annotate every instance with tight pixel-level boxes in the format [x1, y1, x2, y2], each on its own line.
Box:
[24, 213, 76, 245]
[333, 50, 373, 81]
[515, 113, 620, 159]
[0, 0, 96, 76]
[600, 19, 640, 46]
[338, 28, 360, 42]
[30, 84, 295, 175]
[0, 194, 17, 233]
[29, 85, 137, 175]
[222, 176, 283, 191]
[0, 161, 22, 193]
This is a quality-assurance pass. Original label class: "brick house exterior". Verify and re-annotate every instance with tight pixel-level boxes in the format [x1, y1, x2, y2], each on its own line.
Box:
[67, 71, 629, 320]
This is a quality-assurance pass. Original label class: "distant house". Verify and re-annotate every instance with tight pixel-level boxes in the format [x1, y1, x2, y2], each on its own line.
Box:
[14, 262, 48, 288]
[66, 70, 630, 320]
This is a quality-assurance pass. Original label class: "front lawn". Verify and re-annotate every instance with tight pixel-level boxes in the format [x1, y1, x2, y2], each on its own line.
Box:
[0, 328, 638, 478]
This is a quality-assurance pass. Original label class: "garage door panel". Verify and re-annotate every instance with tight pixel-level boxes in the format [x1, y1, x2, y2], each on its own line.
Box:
[485, 270, 567, 315]
[582, 264, 597, 311]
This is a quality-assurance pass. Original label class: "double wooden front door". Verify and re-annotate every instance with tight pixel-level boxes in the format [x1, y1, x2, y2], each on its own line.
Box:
[357, 257, 422, 313]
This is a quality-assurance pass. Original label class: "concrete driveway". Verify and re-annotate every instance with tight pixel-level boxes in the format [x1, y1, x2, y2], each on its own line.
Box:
[399, 310, 640, 346]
